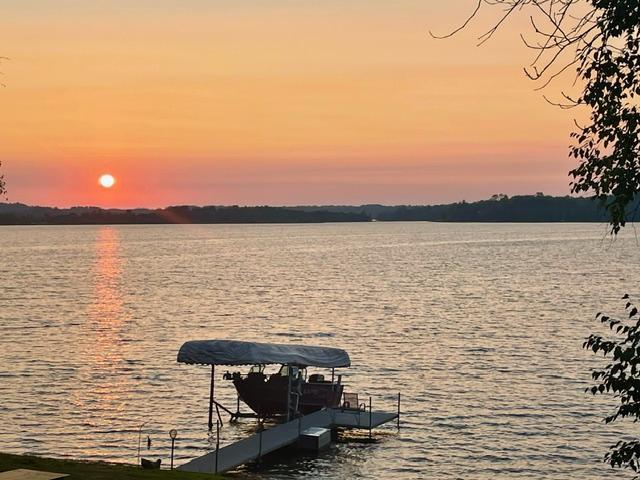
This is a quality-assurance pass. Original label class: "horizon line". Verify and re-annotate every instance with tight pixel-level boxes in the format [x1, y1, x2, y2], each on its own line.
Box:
[0, 192, 588, 211]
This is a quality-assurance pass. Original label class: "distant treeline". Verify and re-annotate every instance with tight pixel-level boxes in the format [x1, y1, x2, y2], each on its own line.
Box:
[377, 194, 611, 222]
[0, 204, 369, 225]
[296, 194, 611, 222]
[0, 194, 614, 225]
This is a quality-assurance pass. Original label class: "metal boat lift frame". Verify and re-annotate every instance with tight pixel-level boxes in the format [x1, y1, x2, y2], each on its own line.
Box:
[206, 364, 344, 428]
[177, 339, 352, 429]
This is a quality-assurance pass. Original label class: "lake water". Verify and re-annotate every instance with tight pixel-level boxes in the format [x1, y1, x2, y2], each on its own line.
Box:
[1, 222, 638, 479]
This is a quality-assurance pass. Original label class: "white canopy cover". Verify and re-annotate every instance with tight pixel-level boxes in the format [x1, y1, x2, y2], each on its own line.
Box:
[177, 339, 351, 368]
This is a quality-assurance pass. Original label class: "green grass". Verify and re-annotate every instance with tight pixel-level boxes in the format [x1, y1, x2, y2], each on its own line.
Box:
[0, 453, 223, 480]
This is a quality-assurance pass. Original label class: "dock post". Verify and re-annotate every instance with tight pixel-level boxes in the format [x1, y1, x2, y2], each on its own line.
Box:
[208, 365, 215, 430]
[397, 392, 401, 430]
[369, 396, 372, 440]
[214, 420, 220, 474]
[258, 425, 263, 464]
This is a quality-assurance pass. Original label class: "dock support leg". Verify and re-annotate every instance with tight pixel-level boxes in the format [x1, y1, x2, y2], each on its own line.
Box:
[369, 396, 372, 440]
[214, 420, 220, 474]
[397, 392, 401, 430]
[208, 365, 215, 430]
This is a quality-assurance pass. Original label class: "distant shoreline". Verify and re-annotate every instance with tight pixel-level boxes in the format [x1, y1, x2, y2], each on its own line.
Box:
[0, 194, 611, 225]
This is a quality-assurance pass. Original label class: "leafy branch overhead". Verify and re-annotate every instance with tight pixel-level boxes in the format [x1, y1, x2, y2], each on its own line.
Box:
[435, 0, 640, 233]
[585, 295, 640, 473]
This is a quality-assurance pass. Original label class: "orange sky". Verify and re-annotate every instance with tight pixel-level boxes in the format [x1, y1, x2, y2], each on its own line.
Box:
[0, 1, 583, 207]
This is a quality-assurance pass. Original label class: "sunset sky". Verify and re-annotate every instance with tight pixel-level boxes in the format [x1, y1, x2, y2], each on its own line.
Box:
[0, 1, 582, 208]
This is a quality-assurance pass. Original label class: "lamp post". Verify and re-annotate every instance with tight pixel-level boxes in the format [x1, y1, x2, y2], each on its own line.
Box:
[169, 429, 178, 470]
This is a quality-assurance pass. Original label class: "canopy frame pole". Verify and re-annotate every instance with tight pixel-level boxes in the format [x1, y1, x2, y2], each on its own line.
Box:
[258, 425, 263, 464]
[331, 368, 335, 386]
[208, 365, 215, 430]
[286, 364, 292, 423]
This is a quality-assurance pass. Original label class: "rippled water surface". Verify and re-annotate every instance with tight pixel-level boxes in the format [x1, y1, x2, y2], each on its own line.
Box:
[1, 223, 638, 479]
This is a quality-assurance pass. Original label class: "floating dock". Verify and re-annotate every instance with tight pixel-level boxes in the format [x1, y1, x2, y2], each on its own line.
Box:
[178, 407, 398, 474]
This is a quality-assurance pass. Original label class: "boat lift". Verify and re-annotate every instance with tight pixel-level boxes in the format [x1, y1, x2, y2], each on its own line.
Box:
[176, 339, 401, 474]
[177, 339, 353, 428]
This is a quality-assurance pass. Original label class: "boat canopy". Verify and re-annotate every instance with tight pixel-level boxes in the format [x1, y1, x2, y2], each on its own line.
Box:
[177, 339, 351, 368]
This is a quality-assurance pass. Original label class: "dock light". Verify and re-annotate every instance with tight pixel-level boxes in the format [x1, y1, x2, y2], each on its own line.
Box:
[169, 429, 178, 470]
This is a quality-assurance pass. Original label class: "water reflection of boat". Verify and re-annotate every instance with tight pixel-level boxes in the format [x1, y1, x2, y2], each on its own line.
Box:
[177, 339, 350, 425]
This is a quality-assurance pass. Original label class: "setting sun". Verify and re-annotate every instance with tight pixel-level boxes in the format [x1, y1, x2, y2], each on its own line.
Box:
[98, 174, 116, 189]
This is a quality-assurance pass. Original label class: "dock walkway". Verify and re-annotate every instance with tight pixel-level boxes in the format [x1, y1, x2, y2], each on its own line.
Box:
[178, 408, 398, 474]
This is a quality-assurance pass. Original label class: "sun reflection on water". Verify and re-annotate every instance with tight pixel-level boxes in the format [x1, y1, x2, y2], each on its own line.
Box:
[74, 226, 133, 444]
[89, 227, 125, 366]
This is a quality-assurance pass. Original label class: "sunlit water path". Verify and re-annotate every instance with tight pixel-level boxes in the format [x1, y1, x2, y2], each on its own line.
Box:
[0, 223, 637, 479]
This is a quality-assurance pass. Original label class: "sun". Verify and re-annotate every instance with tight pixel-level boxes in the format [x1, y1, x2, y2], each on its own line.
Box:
[98, 174, 116, 189]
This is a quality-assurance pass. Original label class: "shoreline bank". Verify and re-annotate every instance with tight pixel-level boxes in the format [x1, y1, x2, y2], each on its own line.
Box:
[0, 453, 222, 479]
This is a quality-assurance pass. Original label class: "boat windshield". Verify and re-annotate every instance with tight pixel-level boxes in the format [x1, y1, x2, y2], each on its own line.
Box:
[278, 365, 304, 379]
[249, 364, 264, 374]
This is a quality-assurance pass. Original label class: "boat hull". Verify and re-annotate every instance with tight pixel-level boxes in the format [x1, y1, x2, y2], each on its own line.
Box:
[233, 373, 343, 417]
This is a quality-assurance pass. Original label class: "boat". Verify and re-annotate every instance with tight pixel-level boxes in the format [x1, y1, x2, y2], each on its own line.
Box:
[226, 363, 345, 417]
[177, 339, 351, 424]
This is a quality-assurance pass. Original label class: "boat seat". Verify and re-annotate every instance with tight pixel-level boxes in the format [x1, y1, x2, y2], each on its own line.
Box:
[309, 373, 325, 383]
[342, 392, 366, 411]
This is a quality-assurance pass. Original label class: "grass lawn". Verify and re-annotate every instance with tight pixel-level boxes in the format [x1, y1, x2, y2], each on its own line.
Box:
[0, 453, 222, 479]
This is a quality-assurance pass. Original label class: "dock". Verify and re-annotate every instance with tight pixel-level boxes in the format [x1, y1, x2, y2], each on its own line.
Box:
[178, 407, 398, 474]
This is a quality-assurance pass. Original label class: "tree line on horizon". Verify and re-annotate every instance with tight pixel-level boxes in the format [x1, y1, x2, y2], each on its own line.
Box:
[0, 194, 613, 225]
